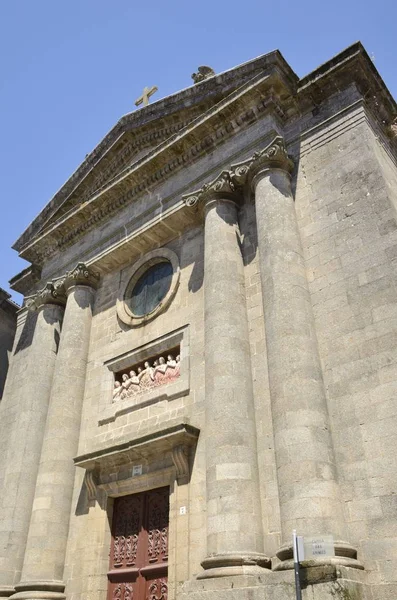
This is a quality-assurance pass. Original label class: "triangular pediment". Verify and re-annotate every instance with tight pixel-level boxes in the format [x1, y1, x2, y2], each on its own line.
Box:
[34, 103, 211, 237]
[14, 50, 297, 255]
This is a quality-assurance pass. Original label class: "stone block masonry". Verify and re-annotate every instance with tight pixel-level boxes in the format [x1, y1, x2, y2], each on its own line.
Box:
[1, 42, 396, 600]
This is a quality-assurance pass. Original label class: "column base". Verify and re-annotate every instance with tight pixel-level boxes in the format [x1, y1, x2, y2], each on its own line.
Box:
[10, 581, 65, 600]
[0, 586, 15, 598]
[274, 540, 364, 571]
[183, 565, 369, 600]
[198, 553, 271, 579]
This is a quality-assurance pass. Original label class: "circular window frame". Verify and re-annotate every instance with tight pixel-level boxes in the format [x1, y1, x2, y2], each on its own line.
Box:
[117, 248, 180, 327]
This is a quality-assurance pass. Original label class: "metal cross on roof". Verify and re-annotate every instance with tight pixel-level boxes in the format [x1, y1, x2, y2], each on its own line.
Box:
[135, 85, 158, 107]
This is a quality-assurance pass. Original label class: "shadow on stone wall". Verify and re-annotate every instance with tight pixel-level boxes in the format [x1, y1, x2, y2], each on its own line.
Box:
[14, 311, 37, 354]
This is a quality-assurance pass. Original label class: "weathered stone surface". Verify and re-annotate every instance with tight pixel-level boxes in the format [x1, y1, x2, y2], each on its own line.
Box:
[0, 289, 18, 399]
[0, 302, 64, 597]
[1, 42, 397, 600]
[201, 192, 269, 576]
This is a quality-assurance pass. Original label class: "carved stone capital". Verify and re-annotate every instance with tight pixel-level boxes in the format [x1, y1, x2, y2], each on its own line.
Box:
[183, 170, 237, 210]
[26, 282, 67, 311]
[184, 138, 293, 210]
[230, 136, 294, 193]
[62, 263, 100, 292]
[249, 136, 293, 186]
[229, 158, 252, 187]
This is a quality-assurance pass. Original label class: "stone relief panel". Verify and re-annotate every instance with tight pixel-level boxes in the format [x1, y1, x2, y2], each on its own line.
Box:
[100, 326, 190, 425]
[113, 351, 181, 403]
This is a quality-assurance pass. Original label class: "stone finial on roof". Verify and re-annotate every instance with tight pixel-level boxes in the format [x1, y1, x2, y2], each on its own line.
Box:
[191, 66, 215, 84]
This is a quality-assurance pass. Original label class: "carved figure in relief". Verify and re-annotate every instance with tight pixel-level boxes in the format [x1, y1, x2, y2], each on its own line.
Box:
[156, 357, 167, 374]
[112, 353, 181, 402]
[167, 355, 176, 368]
[127, 370, 140, 393]
[113, 381, 122, 400]
[153, 357, 167, 386]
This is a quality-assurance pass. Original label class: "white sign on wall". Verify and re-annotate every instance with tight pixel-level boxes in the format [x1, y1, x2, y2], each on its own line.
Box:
[302, 535, 335, 560]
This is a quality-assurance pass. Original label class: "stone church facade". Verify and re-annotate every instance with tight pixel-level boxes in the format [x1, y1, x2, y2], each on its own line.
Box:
[0, 42, 396, 600]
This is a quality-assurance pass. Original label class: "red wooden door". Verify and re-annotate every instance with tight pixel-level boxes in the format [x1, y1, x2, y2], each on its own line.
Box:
[107, 487, 169, 600]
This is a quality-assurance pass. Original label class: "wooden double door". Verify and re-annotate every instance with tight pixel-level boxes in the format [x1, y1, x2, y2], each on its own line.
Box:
[107, 487, 169, 600]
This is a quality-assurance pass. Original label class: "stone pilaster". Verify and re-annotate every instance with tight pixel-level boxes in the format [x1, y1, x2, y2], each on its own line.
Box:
[0, 285, 65, 599]
[184, 173, 269, 578]
[11, 264, 99, 600]
[232, 137, 360, 569]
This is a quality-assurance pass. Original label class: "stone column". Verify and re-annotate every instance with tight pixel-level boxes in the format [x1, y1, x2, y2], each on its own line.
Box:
[0, 285, 65, 599]
[12, 264, 99, 600]
[233, 137, 359, 569]
[184, 173, 269, 579]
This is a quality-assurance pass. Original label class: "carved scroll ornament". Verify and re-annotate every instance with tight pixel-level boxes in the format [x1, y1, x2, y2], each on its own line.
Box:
[183, 170, 235, 208]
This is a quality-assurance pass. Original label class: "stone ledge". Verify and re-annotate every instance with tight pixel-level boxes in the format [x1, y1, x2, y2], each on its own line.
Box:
[74, 421, 200, 474]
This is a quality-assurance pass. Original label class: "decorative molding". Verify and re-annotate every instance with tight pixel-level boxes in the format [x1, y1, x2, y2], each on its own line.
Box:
[62, 262, 100, 291]
[25, 282, 66, 311]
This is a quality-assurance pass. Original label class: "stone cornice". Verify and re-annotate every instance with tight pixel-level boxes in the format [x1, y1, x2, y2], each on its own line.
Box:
[9, 265, 41, 296]
[15, 68, 294, 265]
[298, 42, 397, 143]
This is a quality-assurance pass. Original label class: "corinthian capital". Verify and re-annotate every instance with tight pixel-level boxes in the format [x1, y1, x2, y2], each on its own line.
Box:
[26, 282, 67, 311]
[230, 136, 294, 190]
[183, 170, 236, 208]
[249, 136, 293, 176]
[63, 263, 100, 291]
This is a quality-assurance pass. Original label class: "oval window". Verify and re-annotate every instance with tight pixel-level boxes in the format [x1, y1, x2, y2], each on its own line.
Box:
[128, 261, 173, 317]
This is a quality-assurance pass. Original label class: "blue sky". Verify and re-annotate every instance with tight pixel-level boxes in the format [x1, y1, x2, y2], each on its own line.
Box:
[0, 0, 395, 303]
